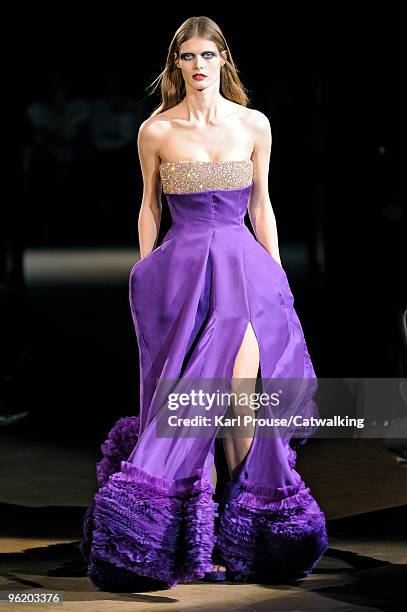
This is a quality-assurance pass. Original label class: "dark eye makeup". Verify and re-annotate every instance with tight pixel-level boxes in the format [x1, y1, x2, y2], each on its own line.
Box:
[180, 51, 216, 61]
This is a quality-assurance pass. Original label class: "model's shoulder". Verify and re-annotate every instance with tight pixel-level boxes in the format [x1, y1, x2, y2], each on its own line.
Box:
[223, 101, 252, 122]
[243, 108, 271, 129]
[138, 114, 167, 136]
[140, 104, 186, 133]
[137, 114, 171, 152]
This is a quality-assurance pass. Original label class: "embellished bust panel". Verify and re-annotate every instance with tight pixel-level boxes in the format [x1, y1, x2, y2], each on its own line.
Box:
[159, 159, 253, 194]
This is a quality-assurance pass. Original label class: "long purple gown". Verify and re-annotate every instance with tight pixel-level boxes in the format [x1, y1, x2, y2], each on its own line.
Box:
[80, 159, 328, 590]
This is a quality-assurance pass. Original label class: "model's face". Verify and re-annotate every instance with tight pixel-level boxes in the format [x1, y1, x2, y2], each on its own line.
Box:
[174, 37, 226, 90]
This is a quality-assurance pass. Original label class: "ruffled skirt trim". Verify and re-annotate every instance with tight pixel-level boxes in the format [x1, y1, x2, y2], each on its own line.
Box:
[216, 478, 328, 582]
[80, 416, 328, 589]
[81, 461, 218, 589]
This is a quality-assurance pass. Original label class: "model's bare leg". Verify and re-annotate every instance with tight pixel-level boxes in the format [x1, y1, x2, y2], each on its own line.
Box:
[212, 322, 259, 575]
[223, 321, 260, 477]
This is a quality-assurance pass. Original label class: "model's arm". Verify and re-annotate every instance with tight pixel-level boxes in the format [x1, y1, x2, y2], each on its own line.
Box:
[247, 111, 282, 266]
[136, 120, 163, 259]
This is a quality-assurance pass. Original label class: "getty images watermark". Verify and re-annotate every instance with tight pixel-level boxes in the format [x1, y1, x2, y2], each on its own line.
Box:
[151, 377, 407, 439]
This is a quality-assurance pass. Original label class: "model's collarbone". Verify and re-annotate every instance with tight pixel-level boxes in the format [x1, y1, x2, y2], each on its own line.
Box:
[161, 137, 253, 165]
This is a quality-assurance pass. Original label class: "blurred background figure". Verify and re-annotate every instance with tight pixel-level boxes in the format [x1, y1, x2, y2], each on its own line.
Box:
[87, 70, 146, 244]
[23, 73, 91, 245]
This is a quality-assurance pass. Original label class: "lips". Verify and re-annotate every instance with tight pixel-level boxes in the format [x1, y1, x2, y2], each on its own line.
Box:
[193, 74, 206, 80]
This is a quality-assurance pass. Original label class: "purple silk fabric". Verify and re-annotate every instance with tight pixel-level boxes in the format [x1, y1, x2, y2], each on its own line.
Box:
[80, 182, 328, 590]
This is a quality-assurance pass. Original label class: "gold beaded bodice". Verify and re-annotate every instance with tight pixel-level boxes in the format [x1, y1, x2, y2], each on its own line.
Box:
[159, 159, 253, 194]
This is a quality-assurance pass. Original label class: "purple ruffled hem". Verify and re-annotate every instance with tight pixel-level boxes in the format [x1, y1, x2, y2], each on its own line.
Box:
[287, 445, 297, 469]
[87, 462, 218, 589]
[96, 415, 140, 488]
[80, 414, 328, 589]
[216, 478, 328, 582]
[120, 461, 209, 493]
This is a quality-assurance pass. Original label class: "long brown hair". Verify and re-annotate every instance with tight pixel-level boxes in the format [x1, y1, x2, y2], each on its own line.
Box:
[148, 16, 250, 117]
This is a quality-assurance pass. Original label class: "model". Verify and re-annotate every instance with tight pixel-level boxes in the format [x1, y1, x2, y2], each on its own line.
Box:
[80, 16, 328, 591]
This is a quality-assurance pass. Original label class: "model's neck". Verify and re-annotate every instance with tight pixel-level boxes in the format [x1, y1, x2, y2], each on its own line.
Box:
[181, 90, 226, 127]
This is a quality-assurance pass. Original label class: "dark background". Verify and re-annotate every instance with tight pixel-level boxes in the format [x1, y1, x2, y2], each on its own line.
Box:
[2, 10, 406, 442]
